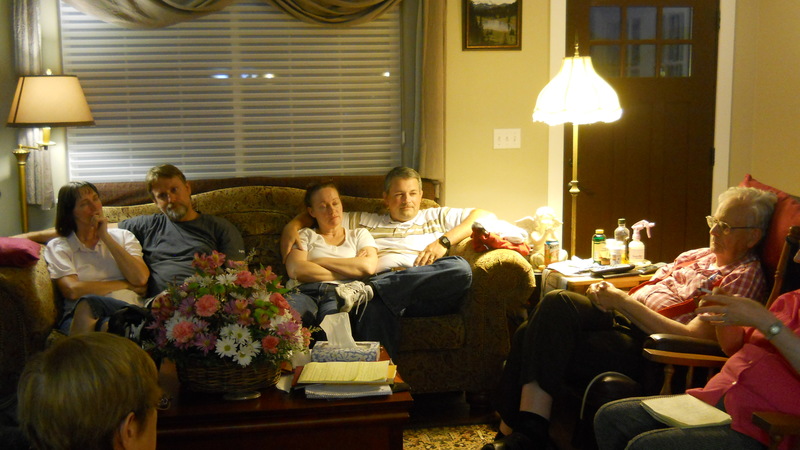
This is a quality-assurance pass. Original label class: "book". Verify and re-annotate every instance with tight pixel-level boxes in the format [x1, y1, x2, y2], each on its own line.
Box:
[641, 394, 732, 428]
[305, 384, 392, 399]
[296, 360, 396, 385]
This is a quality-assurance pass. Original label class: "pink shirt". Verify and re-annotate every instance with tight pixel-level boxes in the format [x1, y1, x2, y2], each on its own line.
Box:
[688, 290, 800, 449]
[631, 248, 766, 323]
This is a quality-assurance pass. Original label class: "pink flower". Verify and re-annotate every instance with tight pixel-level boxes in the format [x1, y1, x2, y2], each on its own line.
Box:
[235, 270, 257, 288]
[262, 335, 280, 354]
[271, 292, 290, 310]
[261, 267, 278, 283]
[192, 251, 226, 275]
[193, 333, 217, 355]
[195, 294, 220, 317]
[171, 320, 197, 344]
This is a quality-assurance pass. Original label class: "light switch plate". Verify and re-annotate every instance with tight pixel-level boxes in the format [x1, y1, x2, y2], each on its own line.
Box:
[493, 128, 521, 149]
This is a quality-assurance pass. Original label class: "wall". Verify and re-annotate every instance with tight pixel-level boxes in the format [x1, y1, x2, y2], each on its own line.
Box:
[443, 0, 551, 223]
[1, 0, 18, 237]
[729, 0, 800, 195]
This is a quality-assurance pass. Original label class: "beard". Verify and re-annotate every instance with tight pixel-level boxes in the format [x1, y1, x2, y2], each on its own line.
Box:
[164, 203, 189, 222]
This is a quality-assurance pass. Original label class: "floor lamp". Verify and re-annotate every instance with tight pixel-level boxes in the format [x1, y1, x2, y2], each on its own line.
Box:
[532, 44, 622, 258]
[6, 73, 94, 232]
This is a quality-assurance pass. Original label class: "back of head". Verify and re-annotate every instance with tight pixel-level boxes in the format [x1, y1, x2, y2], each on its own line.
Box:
[383, 166, 422, 193]
[17, 333, 160, 450]
[718, 186, 778, 234]
[55, 181, 99, 237]
[145, 164, 187, 199]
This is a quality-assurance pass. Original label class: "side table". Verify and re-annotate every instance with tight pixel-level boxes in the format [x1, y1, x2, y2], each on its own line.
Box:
[540, 269, 652, 299]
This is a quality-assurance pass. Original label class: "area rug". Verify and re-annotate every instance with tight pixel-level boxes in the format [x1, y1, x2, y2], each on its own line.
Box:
[403, 424, 496, 449]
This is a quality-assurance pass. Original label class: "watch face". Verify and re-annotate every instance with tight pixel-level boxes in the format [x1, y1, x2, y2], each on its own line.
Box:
[770, 324, 781, 335]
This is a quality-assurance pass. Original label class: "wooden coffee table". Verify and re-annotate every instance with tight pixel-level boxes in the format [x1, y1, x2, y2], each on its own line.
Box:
[157, 360, 413, 450]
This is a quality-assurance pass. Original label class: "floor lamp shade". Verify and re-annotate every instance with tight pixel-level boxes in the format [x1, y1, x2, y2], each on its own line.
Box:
[7, 75, 95, 127]
[532, 49, 621, 258]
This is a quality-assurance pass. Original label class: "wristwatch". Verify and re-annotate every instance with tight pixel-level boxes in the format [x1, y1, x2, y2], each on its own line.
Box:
[765, 321, 784, 340]
[438, 235, 451, 250]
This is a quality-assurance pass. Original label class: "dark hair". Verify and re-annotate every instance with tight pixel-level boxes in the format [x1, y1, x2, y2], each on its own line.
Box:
[383, 166, 422, 193]
[55, 181, 99, 237]
[145, 164, 187, 199]
[303, 181, 339, 208]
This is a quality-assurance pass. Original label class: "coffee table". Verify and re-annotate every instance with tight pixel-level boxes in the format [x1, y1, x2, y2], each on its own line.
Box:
[157, 360, 413, 450]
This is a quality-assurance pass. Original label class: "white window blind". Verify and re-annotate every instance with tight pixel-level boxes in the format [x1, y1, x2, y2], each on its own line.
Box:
[59, 1, 402, 182]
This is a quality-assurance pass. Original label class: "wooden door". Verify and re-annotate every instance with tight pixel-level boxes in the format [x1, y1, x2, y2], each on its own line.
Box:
[565, 0, 719, 263]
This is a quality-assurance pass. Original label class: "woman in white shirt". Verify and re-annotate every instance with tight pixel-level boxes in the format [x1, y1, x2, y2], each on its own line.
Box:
[44, 182, 149, 335]
[285, 182, 378, 331]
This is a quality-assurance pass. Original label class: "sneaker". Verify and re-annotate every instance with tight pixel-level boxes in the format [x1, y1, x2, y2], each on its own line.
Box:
[335, 280, 374, 313]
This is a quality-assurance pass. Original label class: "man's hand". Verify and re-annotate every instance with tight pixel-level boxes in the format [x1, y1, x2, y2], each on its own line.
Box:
[586, 281, 629, 312]
[414, 240, 447, 266]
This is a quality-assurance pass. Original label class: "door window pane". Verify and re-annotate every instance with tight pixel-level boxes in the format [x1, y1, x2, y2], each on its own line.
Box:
[661, 44, 692, 77]
[627, 7, 656, 40]
[590, 45, 620, 78]
[626, 44, 656, 77]
[590, 7, 621, 40]
[663, 7, 693, 39]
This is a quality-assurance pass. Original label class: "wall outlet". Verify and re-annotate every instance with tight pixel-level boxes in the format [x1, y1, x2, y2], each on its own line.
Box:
[493, 128, 521, 149]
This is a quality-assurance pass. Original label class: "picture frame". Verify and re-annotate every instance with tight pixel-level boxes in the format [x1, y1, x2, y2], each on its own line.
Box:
[463, 0, 522, 50]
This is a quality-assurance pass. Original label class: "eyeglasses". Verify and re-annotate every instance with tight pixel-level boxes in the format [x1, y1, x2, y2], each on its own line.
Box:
[705, 216, 758, 235]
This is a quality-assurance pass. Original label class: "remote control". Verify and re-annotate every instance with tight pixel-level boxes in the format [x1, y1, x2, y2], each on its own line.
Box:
[589, 264, 635, 278]
[636, 262, 666, 275]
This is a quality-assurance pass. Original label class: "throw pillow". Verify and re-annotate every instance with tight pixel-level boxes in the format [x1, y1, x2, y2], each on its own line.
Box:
[739, 174, 800, 275]
[0, 237, 41, 268]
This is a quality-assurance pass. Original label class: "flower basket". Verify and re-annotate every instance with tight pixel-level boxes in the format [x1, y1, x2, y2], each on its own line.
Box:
[176, 359, 281, 394]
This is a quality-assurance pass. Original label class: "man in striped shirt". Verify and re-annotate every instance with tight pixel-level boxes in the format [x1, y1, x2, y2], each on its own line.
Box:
[281, 167, 493, 357]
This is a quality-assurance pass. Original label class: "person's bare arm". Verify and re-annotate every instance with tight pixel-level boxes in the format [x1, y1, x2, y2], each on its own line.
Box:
[285, 248, 338, 282]
[95, 215, 149, 287]
[55, 275, 138, 301]
[13, 228, 59, 243]
[587, 281, 716, 340]
[312, 246, 378, 279]
[415, 208, 495, 266]
[280, 212, 314, 262]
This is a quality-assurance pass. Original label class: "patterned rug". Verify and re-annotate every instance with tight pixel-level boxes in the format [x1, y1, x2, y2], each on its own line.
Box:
[404, 424, 497, 449]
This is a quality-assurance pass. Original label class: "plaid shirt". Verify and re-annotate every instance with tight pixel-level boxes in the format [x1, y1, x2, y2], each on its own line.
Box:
[631, 248, 766, 324]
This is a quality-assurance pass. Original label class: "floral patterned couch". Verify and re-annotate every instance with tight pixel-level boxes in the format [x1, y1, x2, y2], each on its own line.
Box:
[0, 184, 536, 404]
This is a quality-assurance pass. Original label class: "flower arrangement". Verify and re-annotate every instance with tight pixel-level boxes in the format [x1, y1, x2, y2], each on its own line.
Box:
[147, 251, 312, 368]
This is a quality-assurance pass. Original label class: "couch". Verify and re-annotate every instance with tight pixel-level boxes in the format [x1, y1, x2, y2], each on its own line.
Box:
[0, 179, 537, 405]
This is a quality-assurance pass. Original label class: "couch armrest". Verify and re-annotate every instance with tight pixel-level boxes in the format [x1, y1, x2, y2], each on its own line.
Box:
[0, 252, 60, 396]
[644, 333, 726, 357]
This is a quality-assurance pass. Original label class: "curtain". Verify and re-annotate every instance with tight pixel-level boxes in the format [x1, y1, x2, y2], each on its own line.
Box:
[13, 0, 54, 211]
[266, 0, 400, 26]
[417, 0, 445, 183]
[62, 0, 237, 29]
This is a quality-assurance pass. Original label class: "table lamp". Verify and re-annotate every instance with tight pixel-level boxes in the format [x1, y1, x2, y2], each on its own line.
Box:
[7, 73, 94, 232]
[533, 43, 622, 258]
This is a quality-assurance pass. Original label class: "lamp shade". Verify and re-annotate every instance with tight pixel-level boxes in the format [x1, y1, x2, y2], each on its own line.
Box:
[7, 75, 95, 127]
[532, 56, 622, 126]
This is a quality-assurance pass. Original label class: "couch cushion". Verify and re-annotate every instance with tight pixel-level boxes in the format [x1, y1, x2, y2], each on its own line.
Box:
[398, 313, 465, 351]
[740, 174, 800, 276]
[0, 237, 41, 268]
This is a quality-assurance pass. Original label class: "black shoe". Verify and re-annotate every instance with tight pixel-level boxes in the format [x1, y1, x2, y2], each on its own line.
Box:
[481, 432, 534, 450]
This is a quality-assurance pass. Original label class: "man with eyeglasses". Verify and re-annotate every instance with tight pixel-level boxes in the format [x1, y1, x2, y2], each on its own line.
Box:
[484, 186, 778, 450]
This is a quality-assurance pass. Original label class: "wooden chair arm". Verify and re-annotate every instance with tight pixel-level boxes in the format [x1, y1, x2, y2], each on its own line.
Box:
[752, 411, 800, 450]
[642, 348, 728, 395]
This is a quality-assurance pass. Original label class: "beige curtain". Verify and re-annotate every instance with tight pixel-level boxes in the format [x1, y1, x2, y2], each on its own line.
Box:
[13, 0, 54, 210]
[266, 0, 400, 26]
[418, 0, 445, 182]
[62, 0, 237, 29]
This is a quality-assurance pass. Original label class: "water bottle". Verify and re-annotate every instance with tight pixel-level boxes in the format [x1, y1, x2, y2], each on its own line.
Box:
[592, 229, 606, 264]
[614, 218, 631, 263]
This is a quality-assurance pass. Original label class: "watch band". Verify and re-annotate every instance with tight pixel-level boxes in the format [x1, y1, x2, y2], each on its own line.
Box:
[438, 235, 451, 250]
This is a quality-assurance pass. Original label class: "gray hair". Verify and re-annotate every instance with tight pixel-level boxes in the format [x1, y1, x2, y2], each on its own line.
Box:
[718, 186, 777, 232]
[383, 166, 422, 193]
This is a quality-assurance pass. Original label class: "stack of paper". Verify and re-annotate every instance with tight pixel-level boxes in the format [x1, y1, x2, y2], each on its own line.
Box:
[295, 360, 396, 399]
[641, 394, 732, 428]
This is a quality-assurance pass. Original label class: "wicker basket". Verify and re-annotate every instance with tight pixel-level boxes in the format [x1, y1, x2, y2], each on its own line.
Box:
[175, 360, 281, 394]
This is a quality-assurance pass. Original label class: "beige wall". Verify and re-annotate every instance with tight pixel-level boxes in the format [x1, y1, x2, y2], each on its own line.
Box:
[729, 0, 800, 195]
[1, 0, 20, 237]
[442, 0, 551, 222]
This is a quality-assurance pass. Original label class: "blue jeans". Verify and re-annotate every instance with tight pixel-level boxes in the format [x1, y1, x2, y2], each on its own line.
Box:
[353, 256, 472, 357]
[286, 282, 341, 338]
[594, 397, 764, 450]
[58, 295, 132, 334]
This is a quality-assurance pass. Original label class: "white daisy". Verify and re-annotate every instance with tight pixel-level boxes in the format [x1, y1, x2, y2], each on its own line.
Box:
[215, 336, 237, 358]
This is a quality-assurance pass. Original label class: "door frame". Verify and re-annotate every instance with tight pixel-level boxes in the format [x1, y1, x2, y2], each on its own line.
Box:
[545, 0, 736, 244]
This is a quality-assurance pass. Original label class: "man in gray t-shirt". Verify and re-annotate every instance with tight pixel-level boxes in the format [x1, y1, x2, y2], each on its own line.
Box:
[118, 164, 244, 297]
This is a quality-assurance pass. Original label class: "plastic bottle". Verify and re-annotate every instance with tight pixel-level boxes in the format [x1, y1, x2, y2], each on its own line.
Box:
[629, 220, 656, 264]
[592, 229, 607, 264]
[614, 218, 631, 263]
[607, 239, 623, 265]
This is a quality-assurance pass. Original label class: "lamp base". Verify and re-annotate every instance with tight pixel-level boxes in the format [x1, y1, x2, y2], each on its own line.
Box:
[13, 146, 31, 233]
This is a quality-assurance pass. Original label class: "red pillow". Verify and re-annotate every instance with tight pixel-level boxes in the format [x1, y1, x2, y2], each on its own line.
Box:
[0, 237, 42, 268]
[739, 174, 800, 275]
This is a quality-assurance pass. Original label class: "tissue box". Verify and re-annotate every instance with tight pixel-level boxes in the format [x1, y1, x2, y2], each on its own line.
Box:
[311, 341, 380, 362]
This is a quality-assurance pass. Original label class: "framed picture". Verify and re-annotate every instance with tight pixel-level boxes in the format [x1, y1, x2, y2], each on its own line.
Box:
[463, 0, 522, 50]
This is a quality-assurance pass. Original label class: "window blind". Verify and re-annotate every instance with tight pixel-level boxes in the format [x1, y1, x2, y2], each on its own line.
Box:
[59, 1, 402, 182]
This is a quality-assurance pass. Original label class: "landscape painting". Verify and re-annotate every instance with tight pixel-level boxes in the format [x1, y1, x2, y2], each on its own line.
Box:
[463, 0, 521, 50]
